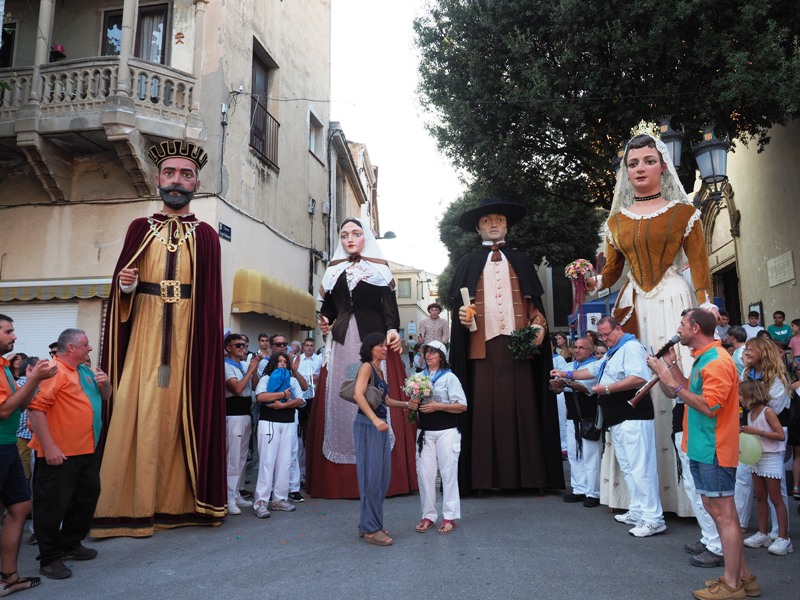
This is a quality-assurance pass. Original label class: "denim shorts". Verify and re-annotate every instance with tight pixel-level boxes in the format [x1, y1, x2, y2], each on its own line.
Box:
[690, 455, 736, 498]
[0, 444, 31, 506]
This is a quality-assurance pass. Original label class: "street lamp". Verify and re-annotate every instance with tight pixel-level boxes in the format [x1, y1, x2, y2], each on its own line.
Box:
[658, 115, 684, 168]
[691, 123, 729, 207]
[611, 145, 625, 178]
[416, 278, 431, 299]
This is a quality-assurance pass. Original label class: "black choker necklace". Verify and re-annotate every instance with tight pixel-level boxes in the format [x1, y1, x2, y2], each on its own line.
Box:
[634, 193, 662, 202]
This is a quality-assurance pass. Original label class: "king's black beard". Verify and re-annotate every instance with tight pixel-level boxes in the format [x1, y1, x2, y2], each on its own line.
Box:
[159, 184, 195, 209]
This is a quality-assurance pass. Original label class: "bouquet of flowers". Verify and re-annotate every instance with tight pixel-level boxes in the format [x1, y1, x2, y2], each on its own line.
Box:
[403, 373, 432, 423]
[564, 258, 595, 281]
[508, 325, 544, 360]
[565, 258, 595, 319]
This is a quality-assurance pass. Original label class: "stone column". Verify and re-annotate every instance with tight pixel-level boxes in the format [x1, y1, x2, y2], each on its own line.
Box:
[28, 0, 56, 103]
[116, 0, 139, 97]
[185, 0, 208, 141]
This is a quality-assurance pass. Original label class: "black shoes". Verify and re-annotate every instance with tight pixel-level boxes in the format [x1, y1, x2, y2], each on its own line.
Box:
[690, 549, 725, 568]
[288, 491, 305, 503]
[582, 496, 600, 508]
[62, 544, 98, 561]
[684, 540, 706, 555]
[40, 560, 72, 580]
[562, 493, 586, 503]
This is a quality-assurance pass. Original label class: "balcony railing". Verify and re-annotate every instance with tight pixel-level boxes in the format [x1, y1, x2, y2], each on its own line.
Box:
[0, 68, 33, 121]
[0, 57, 195, 127]
[39, 57, 119, 115]
[250, 100, 280, 170]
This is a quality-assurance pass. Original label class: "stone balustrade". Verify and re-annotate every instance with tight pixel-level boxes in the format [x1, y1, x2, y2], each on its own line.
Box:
[0, 57, 195, 128]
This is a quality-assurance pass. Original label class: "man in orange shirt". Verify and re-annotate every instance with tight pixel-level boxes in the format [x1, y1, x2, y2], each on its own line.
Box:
[649, 309, 756, 600]
[0, 314, 57, 594]
[28, 329, 111, 581]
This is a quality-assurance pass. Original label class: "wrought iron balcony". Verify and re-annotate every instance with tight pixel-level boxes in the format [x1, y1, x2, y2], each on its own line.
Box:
[250, 100, 280, 171]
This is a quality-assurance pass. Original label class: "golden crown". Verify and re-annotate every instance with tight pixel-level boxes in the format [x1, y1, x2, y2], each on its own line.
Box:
[147, 140, 208, 170]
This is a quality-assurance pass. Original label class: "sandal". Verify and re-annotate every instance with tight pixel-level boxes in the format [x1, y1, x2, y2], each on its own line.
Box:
[793, 486, 800, 500]
[415, 518, 435, 533]
[0, 571, 41, 596]
[363, 530, 393, 546]
[358, 528, 389, 538]
[438, 519, 456, 535]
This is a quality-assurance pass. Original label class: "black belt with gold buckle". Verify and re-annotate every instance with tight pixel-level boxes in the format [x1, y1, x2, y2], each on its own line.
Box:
[138, 280, 192, 303]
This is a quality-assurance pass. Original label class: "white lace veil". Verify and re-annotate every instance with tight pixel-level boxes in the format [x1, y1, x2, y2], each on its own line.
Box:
[609, 134, 692, 217]
[318, 217, 394, 299]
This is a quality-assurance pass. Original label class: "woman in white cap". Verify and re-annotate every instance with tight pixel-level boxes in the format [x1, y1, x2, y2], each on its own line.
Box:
[410, 341, 467, 534]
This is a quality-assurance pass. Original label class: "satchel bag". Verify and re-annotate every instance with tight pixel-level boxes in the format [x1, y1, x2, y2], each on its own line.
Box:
[574, 394, 602, 441]
[339, 368, 383, 411]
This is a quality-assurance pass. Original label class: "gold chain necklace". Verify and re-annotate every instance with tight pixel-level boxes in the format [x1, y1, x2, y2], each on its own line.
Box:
[148, 215, 199, 252]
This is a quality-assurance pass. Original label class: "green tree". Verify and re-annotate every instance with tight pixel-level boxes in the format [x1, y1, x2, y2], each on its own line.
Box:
[415, 0, 800, 205]
[416, 0, 800, 302]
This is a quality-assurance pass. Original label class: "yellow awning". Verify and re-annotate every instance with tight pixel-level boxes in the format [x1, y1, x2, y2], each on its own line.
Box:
[231, 269, 316, 328]
[0, 278, 112, 302]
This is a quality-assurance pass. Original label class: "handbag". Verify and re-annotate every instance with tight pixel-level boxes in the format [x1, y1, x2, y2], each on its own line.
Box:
[574, 394, 602, 441]
[339, 367, 383, 411]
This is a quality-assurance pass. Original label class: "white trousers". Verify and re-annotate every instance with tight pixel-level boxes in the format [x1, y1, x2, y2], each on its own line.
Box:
[557, 392, 567, 452]
[734, 427, 789, 535]
[288, 411, 300, 493]
[609, 419, 665, 527]
[566, 420, 602, 498]
[226, 415, 252, 502]
[674, 431, 721, 554]
[254, 420, 295, 508]
[416, 428, 461, 521]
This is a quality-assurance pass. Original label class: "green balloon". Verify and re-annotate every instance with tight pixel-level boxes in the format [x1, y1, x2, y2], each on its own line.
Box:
[739, 433, 762, 466]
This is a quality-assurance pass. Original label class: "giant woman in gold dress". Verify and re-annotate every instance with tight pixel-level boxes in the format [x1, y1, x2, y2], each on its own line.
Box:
[586, 133, 715, 517]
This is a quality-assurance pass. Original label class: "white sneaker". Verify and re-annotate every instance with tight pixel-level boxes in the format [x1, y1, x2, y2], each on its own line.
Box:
[767, 537, 793, 556]
[254, 503, 271, 519]
[743, 531, 772, 548]
[614, 512, 639, 525]
[227, 500, 241, 515]
[235, 495, 253, 508]
[629, 522, 667, 538]
[269, 499, 296, 512]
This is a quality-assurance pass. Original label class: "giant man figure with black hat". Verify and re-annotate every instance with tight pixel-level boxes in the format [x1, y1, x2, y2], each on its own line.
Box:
[448, 197, 564, 493]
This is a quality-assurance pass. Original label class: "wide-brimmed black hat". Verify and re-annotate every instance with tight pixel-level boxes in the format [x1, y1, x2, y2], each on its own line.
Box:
[457, 197, 527, 232]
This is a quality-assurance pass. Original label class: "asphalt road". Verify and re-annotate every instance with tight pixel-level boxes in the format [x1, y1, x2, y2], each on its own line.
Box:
[14, 474, 799, 600]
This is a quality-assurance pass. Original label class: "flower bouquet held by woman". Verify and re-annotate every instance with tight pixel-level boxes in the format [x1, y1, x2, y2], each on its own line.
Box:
[403, 373, 432, 423]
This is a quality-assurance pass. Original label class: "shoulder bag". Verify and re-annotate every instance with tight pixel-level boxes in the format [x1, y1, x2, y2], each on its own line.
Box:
[339, 367, 383, 411]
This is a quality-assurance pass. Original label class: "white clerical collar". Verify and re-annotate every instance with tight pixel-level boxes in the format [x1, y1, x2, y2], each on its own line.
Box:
[481, 240, 506, 246]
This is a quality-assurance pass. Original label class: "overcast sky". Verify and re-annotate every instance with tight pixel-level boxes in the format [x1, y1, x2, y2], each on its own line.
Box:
[330, 0, 465, 276]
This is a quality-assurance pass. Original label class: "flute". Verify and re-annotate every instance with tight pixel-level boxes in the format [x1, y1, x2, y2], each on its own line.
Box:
[628, 335, 680, 408]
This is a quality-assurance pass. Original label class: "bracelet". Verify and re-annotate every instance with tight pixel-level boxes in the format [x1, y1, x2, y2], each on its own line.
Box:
[605, 385, 610, 395]
[567, 370, 574, 380]
[673, 384, 683, 396]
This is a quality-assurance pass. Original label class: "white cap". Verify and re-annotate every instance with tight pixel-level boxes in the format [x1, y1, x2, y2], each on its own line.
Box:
[421, 340, 448, 360]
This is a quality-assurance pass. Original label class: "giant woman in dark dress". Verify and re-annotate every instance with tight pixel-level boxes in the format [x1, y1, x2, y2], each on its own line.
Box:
[305, 218, 417, 498]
